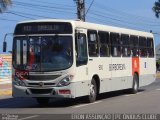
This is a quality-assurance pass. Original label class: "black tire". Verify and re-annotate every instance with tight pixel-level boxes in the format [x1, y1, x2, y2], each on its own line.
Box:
[130, 74, 139, 94]
[36, 98, 50, 106]
[87, 78, 97, 103]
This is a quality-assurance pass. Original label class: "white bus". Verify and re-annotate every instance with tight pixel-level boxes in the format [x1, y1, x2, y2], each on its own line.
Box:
[5, 19, 156, 105]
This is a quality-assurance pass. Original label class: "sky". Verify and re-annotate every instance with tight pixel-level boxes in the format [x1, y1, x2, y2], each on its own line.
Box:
[0, 0, 160, 53]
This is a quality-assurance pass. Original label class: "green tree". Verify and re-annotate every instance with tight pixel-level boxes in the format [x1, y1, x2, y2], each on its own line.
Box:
[153, 0, 160, 18]
[0, 0, 12, 13]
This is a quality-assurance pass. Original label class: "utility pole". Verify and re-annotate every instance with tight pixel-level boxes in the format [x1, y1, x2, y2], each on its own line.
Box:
[75, 0, 85, 21]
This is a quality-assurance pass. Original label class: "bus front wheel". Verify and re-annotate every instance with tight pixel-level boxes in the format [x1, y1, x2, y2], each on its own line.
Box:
[87, 78, 97, 103]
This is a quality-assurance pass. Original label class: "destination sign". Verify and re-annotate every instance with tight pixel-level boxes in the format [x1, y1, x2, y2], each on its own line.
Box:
[14, 22, 72, 35]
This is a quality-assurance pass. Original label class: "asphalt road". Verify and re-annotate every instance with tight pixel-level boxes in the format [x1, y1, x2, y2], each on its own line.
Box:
[0, 79, 160, 120]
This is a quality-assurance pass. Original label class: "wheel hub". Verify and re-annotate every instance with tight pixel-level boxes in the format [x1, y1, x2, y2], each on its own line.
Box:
[90, 84, 95, 97]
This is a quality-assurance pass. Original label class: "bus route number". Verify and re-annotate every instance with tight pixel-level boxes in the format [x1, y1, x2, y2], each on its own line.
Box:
[99, 65, 103, 70]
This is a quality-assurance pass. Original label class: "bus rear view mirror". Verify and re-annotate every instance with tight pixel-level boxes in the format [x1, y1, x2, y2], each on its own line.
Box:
[3, 33, 13, 52]
[3, 41, 7, 52]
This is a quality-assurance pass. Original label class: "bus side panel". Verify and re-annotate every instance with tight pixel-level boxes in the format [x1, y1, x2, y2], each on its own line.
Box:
[111, 57, 133, 91]
[87, 57, 115, 94]
[139, 58, 156, 87]
[72, 81, 90, 98]
[73, 65, 90, 98]
[99, 58, 112, 93]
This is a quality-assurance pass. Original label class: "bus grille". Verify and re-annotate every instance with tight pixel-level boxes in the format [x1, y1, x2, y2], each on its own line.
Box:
[30, 89, 53, 94]
[25, 75, 61, 81]
[28, 82, 56, 87]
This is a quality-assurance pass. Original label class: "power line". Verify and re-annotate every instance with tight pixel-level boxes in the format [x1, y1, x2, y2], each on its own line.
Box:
[85, 0, 94, 16]
[11, 4, 76, 20]
[13, 1, 75, 12]
[2, 0, 160, 31]
[28, 0, 75, 8]
[10, 4, 76, 21]
[5, 11, 35, 19]
[8, 10, 54, 19]
[89, 12, 160, 31]
[87, 15, 145, 31]
[89, 12, 141, 26]
[12, 2, 76, 14]
[0, 17, 18, 22]
[89, 10, 160, 27]
[82, 1, 160, 29]
[94, 1, 160, 24]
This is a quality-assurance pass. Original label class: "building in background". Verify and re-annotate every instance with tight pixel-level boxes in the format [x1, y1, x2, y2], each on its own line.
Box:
[156, 44, 160, 60]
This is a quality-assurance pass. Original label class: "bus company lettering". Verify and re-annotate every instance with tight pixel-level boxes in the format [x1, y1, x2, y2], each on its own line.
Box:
[109, 64, 126, 71]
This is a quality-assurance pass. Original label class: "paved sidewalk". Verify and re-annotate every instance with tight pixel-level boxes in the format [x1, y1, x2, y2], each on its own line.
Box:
[0, 78, 12, 96]
[156, 72, 160, 78]
[0, 83, 12, 96]
[0, 83, 11, 89]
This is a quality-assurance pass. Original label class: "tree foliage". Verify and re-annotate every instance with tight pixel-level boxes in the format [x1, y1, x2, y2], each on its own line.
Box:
[0, 0, 12, 13]
[153, 0, 160, 18]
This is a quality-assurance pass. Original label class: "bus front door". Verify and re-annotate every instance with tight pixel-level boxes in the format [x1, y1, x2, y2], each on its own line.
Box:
[74, 29, 89, 97]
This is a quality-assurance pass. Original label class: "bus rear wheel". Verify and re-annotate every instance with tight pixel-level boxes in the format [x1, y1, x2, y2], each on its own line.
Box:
[36, 98, 50, 106]
[130, 74, 139, 94]
[87, 78, 97, 103]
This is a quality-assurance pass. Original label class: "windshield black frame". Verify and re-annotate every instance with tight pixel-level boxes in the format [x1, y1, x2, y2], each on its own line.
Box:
[12, 35, 73, 72]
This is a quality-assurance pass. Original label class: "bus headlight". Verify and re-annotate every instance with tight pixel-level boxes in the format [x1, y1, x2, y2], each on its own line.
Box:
[14, 77, 26, 86]
[57, 75, 74, 87]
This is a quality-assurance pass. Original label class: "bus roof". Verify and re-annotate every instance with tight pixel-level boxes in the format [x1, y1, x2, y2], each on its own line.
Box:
[17, 19, 153, 38]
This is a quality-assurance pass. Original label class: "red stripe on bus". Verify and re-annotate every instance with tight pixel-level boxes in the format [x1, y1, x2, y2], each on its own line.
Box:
[132, 57, 140, 76]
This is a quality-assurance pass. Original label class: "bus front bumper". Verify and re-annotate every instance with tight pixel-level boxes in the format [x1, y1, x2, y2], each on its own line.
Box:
[12, 85, 74, 98]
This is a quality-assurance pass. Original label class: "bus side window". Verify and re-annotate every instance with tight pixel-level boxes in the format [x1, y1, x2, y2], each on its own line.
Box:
[87, 30, 99, 57]
[130, 35, 139, 57]
[76, 33, 88, 66]
[121, 34, 130, 57]
[110, 33, 121, 57]
[147, 38, 154, 58]
[139, 37, 147, 57]
[98, 31, 110, 57]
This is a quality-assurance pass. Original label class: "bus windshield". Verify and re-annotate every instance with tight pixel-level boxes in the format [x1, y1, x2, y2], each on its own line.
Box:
[13, 36, 73, 72]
